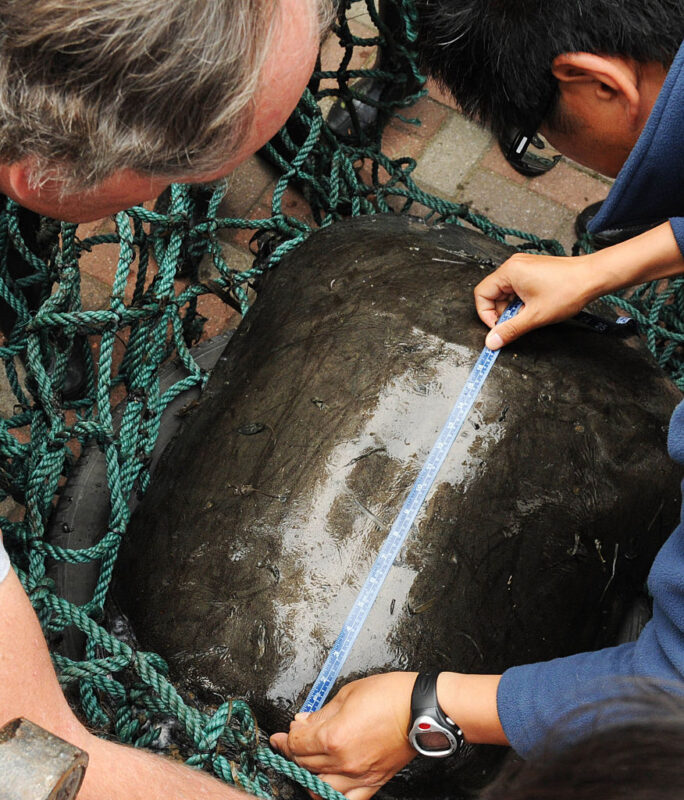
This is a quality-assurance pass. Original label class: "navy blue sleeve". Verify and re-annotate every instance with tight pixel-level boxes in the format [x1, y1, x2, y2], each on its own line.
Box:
[671, 218, 684, 258]
[496, 399, 684, 758]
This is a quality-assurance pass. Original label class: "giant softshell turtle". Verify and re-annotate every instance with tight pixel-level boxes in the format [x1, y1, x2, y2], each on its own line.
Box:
[114, 215, 682, 795]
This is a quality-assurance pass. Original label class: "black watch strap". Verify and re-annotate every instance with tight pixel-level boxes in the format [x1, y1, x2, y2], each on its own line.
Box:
[408, 672, 464, 758]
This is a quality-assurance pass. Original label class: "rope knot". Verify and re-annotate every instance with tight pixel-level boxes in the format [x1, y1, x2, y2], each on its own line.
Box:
[27, 575, 56, 604]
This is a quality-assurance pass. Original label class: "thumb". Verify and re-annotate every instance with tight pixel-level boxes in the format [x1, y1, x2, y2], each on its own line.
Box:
[270, 732, 289, 752]
[485, 307, 533, 349]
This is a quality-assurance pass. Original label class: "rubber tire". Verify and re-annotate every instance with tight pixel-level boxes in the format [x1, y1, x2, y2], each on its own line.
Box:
[48, 333, 232, 660]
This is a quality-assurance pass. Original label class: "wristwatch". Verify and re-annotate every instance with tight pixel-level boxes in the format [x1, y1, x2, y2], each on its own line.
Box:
[407, 672, 465, 757]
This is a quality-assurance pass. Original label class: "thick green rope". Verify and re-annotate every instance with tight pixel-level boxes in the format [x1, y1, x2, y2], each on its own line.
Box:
[574, 234, 684, 389]
[1, 0, 683, 797]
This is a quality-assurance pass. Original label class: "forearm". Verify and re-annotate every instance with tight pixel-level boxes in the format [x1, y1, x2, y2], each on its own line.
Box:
[0, 569, 247, 800]
[80, 735, 248, 800]
[576, 221, 684, 303]
[435, 673, 508, 746]
[271, 669, 509, 800]
[0, 568, 89, 744]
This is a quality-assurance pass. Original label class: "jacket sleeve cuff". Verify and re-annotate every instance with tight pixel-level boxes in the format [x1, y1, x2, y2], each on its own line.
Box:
[669, 218, 684, 258]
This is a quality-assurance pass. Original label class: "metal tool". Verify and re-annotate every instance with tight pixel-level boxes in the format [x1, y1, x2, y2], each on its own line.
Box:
[301, 300, 523, 712]
[0, 718, 88, 800]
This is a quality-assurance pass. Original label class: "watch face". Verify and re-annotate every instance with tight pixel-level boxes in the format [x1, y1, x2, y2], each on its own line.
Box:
[415, 729, 452, 752]
[409, 716, 460, 757]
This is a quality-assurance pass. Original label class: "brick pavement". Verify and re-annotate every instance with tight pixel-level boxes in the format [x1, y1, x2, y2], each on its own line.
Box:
[75, 18, 613, 335]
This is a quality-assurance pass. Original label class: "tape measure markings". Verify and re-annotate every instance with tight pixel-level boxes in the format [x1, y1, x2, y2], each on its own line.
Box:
[300, 298, 523, 713]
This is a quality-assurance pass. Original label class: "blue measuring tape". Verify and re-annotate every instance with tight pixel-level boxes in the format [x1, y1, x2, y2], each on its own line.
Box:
[300, 298, 523, 713]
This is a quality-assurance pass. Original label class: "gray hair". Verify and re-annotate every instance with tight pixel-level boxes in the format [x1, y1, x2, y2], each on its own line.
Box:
[0, 0, 327, 193]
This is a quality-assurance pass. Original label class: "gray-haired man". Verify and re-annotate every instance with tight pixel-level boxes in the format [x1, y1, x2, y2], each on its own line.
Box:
[0, 0, 326, 797]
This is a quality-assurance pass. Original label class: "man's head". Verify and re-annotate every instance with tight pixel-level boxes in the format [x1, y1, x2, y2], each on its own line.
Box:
[0, 0, 330, 221]
[480, 682, 684, 800]
[416, 0, 684, 176]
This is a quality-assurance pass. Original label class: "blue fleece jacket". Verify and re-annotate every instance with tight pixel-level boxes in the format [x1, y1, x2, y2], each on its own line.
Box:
[498, 42, 684, 757]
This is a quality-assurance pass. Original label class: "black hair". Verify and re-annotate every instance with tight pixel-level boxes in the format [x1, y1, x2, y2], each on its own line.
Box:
[415, 0, 684, 136]
[480, 680, 684, 800]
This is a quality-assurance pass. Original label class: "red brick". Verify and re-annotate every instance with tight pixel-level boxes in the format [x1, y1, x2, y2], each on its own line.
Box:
[80, 273, 113, 311]
[275, 185, 315, 226]
[77, 239, 124, 293]
[196, 292, 242, 339]
[219, 156, 279, 220]
[530, 160, 611, 212]
[381, 125, 425, 162]
[480, 142, 529, 186]
[357, 157, 393, 190]
[386, 96, 448, 143]
[318, 23, 378, 94]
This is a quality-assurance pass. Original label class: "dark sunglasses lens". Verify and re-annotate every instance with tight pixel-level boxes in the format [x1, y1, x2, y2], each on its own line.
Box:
[507, 130, 533, 163]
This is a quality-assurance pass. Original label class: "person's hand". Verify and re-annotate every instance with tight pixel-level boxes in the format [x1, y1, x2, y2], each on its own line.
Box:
[270, 672, 418, 800]
[474, 252, 597, 350]
[475, 222, 684, 350]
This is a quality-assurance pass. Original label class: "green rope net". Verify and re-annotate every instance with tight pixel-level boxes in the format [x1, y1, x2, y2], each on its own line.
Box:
[0, 0, 681, 796]
[572, 233, 684, 387]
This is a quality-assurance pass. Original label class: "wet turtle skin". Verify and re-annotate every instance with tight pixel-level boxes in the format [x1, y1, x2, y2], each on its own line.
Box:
[115, 215, 683, 798]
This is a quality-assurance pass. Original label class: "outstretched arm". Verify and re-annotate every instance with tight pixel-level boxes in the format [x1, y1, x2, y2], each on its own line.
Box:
[475, 221, 684, 350]
[270, 672, 506, 800]
[0, 566, 248, 800]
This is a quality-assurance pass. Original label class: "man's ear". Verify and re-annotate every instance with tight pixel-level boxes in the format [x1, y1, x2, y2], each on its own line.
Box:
[7, 161, 43, 205]
[551, 52, 641, 125]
